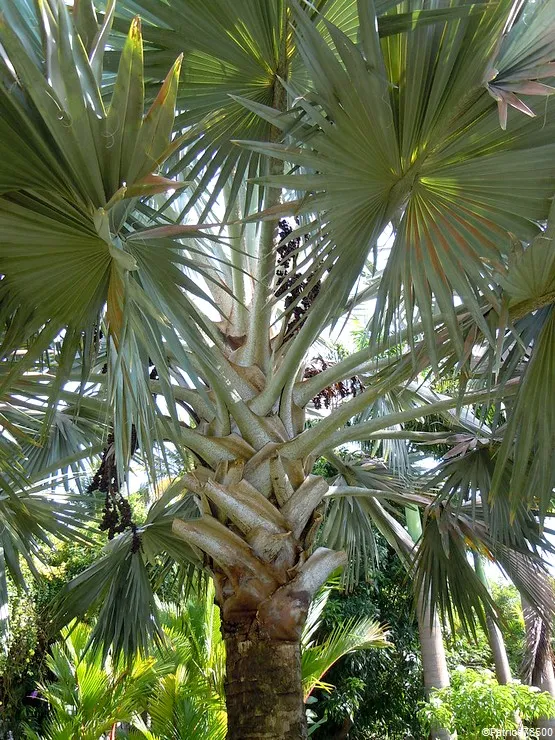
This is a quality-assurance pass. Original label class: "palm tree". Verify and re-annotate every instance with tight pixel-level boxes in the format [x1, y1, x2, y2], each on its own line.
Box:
[522, 596, 555, 732]
[406, 505, 451, 740]
[1, 0, 555, 736]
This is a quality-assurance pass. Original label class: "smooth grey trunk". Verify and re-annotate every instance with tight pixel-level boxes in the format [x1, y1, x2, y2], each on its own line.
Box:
[406, 506, 452, 740]
[486, 617, 513, 685]
[473, 554, 512, 684]
[522, 596, 555, 735]
[416, 590, 451, 693]
[416, 589, 452, 740]
[538, 660, 555, 737]
[474, 556, 525, 737]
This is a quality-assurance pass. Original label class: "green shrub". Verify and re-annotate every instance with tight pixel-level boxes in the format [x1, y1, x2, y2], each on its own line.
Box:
[0, 588, 45, 738]
[418, 668, 555, 739]
[23, 581, 385, 739]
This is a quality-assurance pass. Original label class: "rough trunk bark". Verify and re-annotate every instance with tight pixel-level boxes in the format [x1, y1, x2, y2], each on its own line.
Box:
[223, 620, 307, 740]
[172, 451, 345, 737]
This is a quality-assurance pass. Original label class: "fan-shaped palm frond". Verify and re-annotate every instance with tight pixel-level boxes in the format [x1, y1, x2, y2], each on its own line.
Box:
[50, 476, 202, 662]
[319, 452, 415, 589]
[0, 0, 227, 482]
[490, 306, 555, 519]
[243, 0, 555, 362]
[0, 480, 95, 643]
[110, 0, 291, 220]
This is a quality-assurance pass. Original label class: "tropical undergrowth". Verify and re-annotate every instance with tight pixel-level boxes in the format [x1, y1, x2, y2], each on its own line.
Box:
[7, 579, 386, 740]
[419, 668, 555, 739]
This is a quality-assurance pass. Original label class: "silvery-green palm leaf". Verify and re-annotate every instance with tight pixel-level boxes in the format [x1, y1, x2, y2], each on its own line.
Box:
[242, 0, 555, 355]
[0, 0, 229, 483]
[0, 366, 106, 642]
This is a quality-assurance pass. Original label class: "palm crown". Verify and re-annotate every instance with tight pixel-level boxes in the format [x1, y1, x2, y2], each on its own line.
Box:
[0, 0, 554, 736]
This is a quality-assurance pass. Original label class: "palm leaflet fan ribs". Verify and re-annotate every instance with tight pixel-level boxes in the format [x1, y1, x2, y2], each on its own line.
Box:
[0, 0, 554, 738]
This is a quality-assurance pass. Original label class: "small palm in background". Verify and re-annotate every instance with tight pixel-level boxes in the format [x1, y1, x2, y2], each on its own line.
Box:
[25, 581, 387, 739]
[130, 586, 227, 740]
[23, 622, 156, 740]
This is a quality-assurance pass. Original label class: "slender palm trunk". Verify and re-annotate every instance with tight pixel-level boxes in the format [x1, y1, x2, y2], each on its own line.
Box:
[537, 661, 555, 738]
[485, 617, 513, 685]
[473, 554, 512, 684]
[406, 507, 451, 740]
[522, 597, 555, 735]
[223, 620, 306, 740]
[416, 590, 451, 695]
[474, 556, 526, 737]
[416, 589, 452, 740]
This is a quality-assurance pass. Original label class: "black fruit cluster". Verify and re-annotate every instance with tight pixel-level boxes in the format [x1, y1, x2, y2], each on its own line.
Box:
[87, 428, 141, 552]
[304, 356, 364, 409]
[275, 219, 322, 341]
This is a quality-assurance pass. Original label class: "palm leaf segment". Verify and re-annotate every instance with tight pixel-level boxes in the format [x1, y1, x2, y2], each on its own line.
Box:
[485, 0, 555, 128]
[0, 0, 223, 479]
[413, 424, 555, 633]
[0, 1, 183, 326]
[246, 0, 555, 360]
[316, 375, 555, 639]
[0, 371, 108, 645]
[109, 0, 290, 220]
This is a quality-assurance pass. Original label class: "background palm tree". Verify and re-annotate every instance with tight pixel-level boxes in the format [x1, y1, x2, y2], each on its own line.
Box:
[1, 0, 555, 737]
[474, 553, 513, 686]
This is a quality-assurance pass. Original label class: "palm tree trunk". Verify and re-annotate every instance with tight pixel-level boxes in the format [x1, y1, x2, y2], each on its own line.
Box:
[473, 554, 512, 684]
[416, 590, 451, 695]
[223, 620, 306, 740]
[474, 556, 526, 737]
[522, 596, 555, 733]
[172, 467, 345, 738]
[406, 506, 451, 740]
[537, 660, 555, 737]
[486, 617, 513, 685]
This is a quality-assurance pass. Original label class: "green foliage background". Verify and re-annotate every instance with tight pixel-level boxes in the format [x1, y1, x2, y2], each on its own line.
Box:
[0, 541, 102, 737]
[312, 551, 424, 739]
[419, 668, 555, 738]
